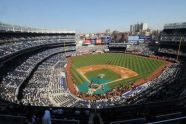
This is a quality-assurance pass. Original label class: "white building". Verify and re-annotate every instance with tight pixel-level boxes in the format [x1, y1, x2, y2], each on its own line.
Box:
[130, 22, 149, 35]
[142, 23, 148, 31]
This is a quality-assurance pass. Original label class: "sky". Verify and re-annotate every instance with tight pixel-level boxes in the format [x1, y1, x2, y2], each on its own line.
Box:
[0, 0, 186, 33]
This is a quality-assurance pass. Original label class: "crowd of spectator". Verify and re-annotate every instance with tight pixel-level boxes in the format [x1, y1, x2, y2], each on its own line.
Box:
[0, 35, 75, 58]
[0, 46, 75, 104]
[159, 30, 186, 56]
[0, 41, 183, 109]
[48, 60, 80, 107]
[0, 99, 186, 124]
[126, 63, 181, 104]
[75, 45, 107, 55]
[108, 43, 127, 48]
[21, 52, 76, 106]
[158, 48, 186, 56]
[0, 33, 78, 107]
[126, 44, 155, 56]
[161, 35, 184, 42]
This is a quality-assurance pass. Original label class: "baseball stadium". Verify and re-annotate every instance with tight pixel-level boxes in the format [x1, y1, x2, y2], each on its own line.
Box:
[0, 22, 186, 124]
[0, 0, 186, 122]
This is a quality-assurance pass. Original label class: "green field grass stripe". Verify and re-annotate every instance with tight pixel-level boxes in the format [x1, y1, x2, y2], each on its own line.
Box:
[70, 53, 166, 94]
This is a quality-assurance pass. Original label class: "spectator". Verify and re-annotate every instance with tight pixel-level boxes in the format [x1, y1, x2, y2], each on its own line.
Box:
[42, 110, 51, 124]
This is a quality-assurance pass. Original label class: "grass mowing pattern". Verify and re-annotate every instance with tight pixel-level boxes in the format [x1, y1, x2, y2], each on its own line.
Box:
[71, 53, 165, 90]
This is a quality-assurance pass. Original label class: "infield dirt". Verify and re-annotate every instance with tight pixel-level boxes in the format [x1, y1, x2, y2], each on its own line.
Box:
[76, 64, 139, 84]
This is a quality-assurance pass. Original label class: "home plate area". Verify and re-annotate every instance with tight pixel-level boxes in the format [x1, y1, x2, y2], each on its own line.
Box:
[76, 64, 138, 95]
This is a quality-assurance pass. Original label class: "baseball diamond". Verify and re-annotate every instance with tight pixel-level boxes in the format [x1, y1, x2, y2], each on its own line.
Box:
[67, 53, 170, 96]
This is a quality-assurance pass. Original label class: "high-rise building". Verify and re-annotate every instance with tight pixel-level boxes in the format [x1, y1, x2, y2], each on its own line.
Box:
[105, 29, 111, 35]
[130, 22, 149, 35]
[130, 25, 133, 33]
[142, 23, 148, 31]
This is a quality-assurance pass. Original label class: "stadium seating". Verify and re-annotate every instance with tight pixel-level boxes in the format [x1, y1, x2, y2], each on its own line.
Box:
[0, 23, 186, 123]
[0, 36, 75, 60]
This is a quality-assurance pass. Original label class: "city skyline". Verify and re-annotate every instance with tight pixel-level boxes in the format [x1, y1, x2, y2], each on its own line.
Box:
[0, 0, 186, 33]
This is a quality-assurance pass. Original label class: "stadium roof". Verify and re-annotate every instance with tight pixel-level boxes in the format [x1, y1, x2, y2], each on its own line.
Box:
[0, 22, 75, 34]
[164, 22, 186, 29]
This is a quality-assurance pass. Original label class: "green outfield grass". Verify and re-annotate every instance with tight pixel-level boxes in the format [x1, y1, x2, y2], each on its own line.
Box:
[70, 53, 166, 94]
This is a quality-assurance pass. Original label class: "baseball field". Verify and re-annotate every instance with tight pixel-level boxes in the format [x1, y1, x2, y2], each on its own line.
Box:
[69, 53, 169, 95]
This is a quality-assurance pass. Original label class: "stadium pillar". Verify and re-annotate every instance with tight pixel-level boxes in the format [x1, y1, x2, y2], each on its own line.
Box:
[64, 40, 66, 56]
[176, 37, 183, 61]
